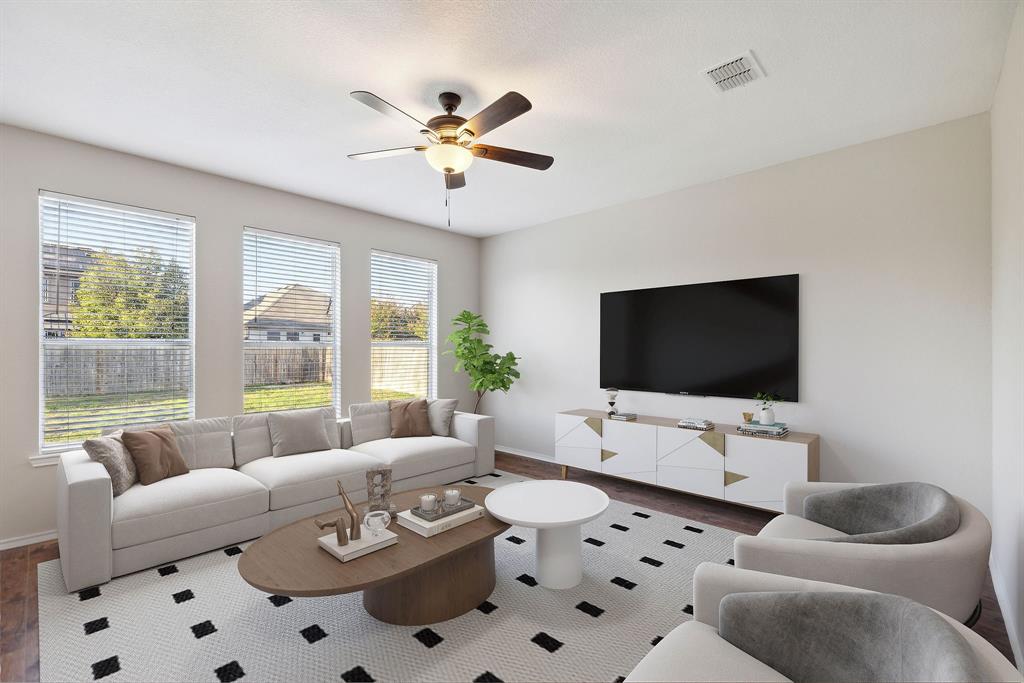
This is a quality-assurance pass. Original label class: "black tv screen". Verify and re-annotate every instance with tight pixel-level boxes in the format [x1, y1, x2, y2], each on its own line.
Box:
[600, 274, 799, 400]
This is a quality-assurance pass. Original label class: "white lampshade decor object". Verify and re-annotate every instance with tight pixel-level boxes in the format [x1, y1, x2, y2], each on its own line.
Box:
[424, 143, 473, 174]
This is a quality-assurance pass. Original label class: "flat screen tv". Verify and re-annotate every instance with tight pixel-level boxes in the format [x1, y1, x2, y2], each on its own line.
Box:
[600, 274, 799, 400]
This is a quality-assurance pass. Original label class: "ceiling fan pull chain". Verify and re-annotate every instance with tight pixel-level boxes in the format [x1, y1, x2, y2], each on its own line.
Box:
[447, 187, 451, 228]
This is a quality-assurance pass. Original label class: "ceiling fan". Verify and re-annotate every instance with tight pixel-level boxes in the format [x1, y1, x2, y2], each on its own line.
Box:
[347, 90, 554, 190]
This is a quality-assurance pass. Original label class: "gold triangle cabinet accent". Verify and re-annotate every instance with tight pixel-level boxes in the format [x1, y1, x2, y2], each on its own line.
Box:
[601, 449, 618, 462]
[699, 431, 726, 456]
[585, 417, 603, 437]
[724, 471, 749, 486]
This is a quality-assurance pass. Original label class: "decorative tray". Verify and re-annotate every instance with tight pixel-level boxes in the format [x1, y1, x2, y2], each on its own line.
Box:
[410, 498, 476, 522]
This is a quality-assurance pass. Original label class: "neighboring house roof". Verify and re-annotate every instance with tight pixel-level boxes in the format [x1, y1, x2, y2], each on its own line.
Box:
[244, 284, 332, 331]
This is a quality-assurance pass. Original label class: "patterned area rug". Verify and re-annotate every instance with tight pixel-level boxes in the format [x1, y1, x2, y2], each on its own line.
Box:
[37, 470, 739, 682]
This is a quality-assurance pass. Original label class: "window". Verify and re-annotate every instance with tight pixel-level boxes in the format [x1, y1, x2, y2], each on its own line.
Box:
[243, 228, 340, 414]
[40, 192, 194, 450]
[370, 250, 437, 401]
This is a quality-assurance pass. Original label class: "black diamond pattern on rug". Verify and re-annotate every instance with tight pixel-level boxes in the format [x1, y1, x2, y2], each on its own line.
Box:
[584, 537, 605, 547]
[614, 677, 626, 683]
[683, 604, 694, 615]
[214, 660, 245, 682]
[684, 525, 704, 533]
[477, 600, 498, 614]
[575, 601, 604, 618]
[475, 672, 503, 682]
[191, 620, 217, 639]
[632, 511, 651, 519]
[341, 666, 375, 682]
[651, 635, 663, 646]
[267, 594, 292, 607]
[91, 655, 120, 679]
[413, 628, 444, 648]
[488, 473, 502, 477]
[611, 576, 637, 590]
[83, 617, 109, 635]
[465, 479, 478, 484]
[663, 539, 685, 549]
[172, 589, 194, 604]
[516, 573, 538, 587]
[531, 631, 564, 653]
[78, 586, 101, 601]
[300, 624, 328, 644]
[223, 546, 242, 557]
[157, 564, 178, 577]
[505, 535, 525, 545]
[640, 556, 663, 567]
[610, 523, 630, 531]
[727, 558, 735, 565]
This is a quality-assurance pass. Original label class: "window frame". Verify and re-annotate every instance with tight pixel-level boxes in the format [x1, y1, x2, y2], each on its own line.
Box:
[369, 249, 438, 402]
[37, 190, 196, 454]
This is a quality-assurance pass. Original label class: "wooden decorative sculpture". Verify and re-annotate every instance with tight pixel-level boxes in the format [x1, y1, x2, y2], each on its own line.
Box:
[338, 481, 361, 541]
[314, 514, 349, 546]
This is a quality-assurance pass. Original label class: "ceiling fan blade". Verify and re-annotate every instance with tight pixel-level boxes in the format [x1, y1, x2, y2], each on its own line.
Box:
[471, 144, 553, 170]
[347, 146, 426, 160]
[445, 172, 466, 190]
[351, 91, 428, 130]
[457, 92, 532, 140]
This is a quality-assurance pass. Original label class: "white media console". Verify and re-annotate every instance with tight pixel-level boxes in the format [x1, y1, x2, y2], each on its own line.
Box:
[555, 409, 820, 512]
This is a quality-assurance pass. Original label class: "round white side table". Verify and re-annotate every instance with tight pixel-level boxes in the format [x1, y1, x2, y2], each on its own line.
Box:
[484, 480, 610, 589]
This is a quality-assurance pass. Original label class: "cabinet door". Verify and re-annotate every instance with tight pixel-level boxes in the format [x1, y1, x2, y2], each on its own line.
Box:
[657, 427, 725, 470]
[554, 413, 602, 472]
[723, 435, 808, 511]
[601, 420, 657, 477]
[657, 466, 724, 499]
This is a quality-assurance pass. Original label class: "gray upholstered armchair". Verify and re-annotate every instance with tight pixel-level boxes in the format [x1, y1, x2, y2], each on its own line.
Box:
[734, 482, 991, 623]
[625, 564, 1020, 683]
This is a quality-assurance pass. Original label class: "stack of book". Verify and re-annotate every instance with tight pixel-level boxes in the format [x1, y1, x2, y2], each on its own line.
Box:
[678, 417, 715, 431]
[737, 421, 790, 439]
[397, 504, 485, 537]
[609, 412, 638, 421]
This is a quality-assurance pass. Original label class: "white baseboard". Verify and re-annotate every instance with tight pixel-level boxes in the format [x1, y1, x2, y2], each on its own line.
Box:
[496, 444, 554, 462]
[0, 529, 58, 551]
[990, 558, 1024, 672]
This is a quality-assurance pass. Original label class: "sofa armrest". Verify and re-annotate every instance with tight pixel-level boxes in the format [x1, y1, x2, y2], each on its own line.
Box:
[451, 412, 495, 476]
[338, 418, 353, 449]
[783, 481, 871, 515]
[56, 450, 113, 592]
[693, 562, 867, 629]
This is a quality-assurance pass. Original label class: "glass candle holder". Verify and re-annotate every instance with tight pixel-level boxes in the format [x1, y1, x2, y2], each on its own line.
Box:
[419, 493, 438, 512]
[443, 489, 461, 508]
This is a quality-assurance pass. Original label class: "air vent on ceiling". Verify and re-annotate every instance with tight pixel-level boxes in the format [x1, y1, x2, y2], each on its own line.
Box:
[706, 51, 764, 92]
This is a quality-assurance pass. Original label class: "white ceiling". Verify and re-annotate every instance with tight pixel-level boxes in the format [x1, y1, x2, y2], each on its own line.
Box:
[0, 1, 1016, 237]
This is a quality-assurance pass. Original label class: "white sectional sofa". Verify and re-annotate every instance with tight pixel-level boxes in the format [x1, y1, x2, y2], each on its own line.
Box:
[56, 410, 494, 592]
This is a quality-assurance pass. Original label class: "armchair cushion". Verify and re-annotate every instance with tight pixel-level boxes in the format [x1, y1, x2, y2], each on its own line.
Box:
[756, 514, 849, 540]
[804, 482, 960, 544]
[719, 591, 983, 683]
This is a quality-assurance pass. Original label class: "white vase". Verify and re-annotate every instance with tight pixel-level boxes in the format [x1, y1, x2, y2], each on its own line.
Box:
[759, 406, 776, 425]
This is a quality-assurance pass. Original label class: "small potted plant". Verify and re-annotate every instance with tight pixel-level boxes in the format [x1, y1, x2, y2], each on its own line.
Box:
[754, 392, 782, 425]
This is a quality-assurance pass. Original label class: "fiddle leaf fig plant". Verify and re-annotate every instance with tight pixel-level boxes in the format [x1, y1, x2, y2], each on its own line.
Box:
[445, 310, 520, 413]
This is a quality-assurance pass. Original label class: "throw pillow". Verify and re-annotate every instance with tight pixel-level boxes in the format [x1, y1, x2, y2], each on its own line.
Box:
[349, 401, 392, 445]
[82, 429, 137, 496]
[390, 399, 432, 438]
[121, 426, 189, 485]
[267, 408, 332, 457]
[427, 398, 459, 436]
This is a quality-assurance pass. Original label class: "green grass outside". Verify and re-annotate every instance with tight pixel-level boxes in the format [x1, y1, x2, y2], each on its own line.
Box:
[45, 382, 420, 445]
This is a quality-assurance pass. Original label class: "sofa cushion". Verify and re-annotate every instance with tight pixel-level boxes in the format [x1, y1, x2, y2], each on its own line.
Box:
[349, 401, 391, 445]
[105, 417, 233, 469]
[83, 430, 136, 496]
[625, 621, 790, 683]
[389, 399, 431, 438]
[428, 399, 458, 436]
[268, 408, 331, 457]
[757, 514, 849, 541]
[238, 449, 383, 510]
[122, 426, 190, 485]
[232, 413, 273, 466]
[348, 436, 475, 481]
[112, 468, 268, 549]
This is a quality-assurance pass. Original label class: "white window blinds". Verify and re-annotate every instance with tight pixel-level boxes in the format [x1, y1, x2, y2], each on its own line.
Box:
[39, 192, 195, 450]
[370, 250, 437, 401]
[243, 228, 340, 414]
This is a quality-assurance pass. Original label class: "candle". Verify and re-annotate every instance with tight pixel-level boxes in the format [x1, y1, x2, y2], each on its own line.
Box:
[444, 489, 461, 507]
[420, 494, 437, 512]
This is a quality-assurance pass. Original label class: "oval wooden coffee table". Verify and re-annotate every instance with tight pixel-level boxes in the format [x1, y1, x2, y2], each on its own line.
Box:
[238, 484, 509, 626]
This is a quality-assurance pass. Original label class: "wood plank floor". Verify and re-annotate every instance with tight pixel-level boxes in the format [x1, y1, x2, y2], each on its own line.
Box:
[0, 452, 1014, 681]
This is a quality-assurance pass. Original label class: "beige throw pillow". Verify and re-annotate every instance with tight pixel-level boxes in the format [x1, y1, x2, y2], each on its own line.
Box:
[389, 399, 432, 438]
[267, 408, 332, 457]
[121, 426, 189, 485]
[427, 399, 459, 436]
[83, 429, 137, 496]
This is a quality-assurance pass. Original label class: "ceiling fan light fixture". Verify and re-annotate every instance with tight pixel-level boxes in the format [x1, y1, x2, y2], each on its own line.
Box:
[424, 143, 473, 174]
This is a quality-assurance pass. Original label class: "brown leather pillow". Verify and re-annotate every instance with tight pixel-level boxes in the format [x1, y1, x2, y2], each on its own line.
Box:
[121, 426, 189, 485]
[389, 399, 432, 438]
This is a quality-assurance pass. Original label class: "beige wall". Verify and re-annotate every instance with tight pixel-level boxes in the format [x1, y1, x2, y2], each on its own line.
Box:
[0, 125, 480, 543]
[991, 0, 1024, 667]
[481, 114, 994, 514]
